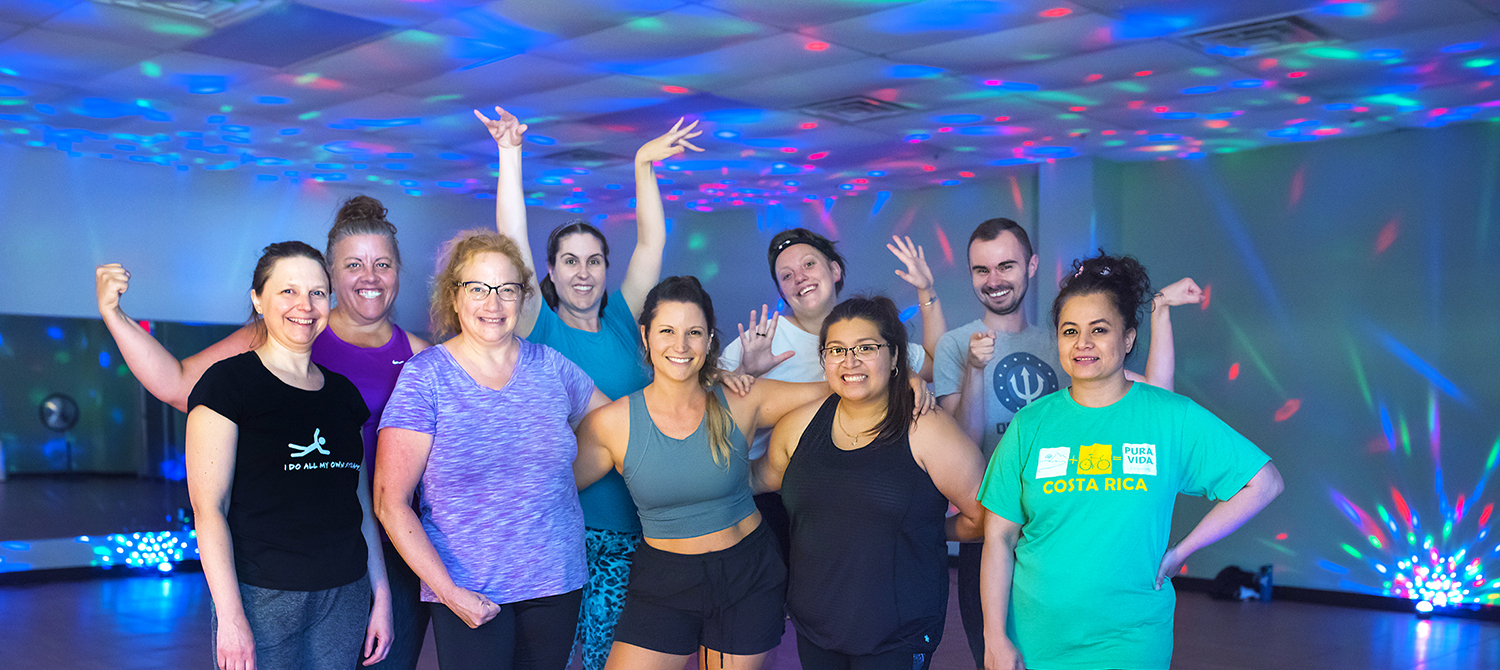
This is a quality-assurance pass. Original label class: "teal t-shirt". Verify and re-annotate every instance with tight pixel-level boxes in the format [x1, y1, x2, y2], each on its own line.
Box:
[977, 382, 1269, 670]
[529, 289, 651, 533]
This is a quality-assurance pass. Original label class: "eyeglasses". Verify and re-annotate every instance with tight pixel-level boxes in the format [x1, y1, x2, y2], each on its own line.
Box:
[456, 281, 523, 302]
[820, 343, 891, 362]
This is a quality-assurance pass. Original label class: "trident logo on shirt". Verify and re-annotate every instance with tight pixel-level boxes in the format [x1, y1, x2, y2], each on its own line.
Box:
[993, 352, 1060, 413]
[289, 428, 331, 458]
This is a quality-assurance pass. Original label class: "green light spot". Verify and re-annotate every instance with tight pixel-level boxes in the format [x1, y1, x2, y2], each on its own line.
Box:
[136, 99, 151, 107]
[1465, 58, 1495, 68]
[1057, 113, 1080, 120]
[688, 233, 706, 250]
[1365, 93, 1421, 108]
[151, 22, 208, 37]
[219, 105, 232, 113]
[954, 146, 976, 152]
[1215, 148, 1237, 153]
[12, 127, 27, 133]
[701, 261, 719, 281]
[1306, 47, 1359, 60]
[1367, 535, 1381, 550]
[194, 158, 205, 164]
[424, 94, 462, 103]
[626, 16, 666, 32]
[0, 99, 23, 106]
[367, 175, 380, 181]
[397, 30, 442, 45]
[1111, 81, 1149, 94]
[54, 351, 71, 365]
[528, 192, 545, 199]
[295, 73, 319, 85]
[1104, 140, 1126, 147]
[1443, 520, 1453, 542]
[1342, 544, 1363, 559]
[298, 111, 321, 120]
[141, 62, 162, 78]
[1398, 414, 1411, 456]
[0, 67, 17, 76]
[1189, 66, 1219, 76]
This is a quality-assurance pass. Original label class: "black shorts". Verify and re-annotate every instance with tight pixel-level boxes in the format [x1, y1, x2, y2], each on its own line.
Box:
[612, 523, 787, 656]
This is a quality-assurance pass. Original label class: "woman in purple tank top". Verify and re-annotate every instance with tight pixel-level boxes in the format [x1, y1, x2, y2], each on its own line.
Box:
[94, 196, 434, 670]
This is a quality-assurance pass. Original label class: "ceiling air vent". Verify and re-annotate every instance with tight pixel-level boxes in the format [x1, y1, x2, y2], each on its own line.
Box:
[542, 148, 632, 169]
[1184, 16, 1332, 58]
[92, 0, 285, 28]
[796, 95, 914, 124]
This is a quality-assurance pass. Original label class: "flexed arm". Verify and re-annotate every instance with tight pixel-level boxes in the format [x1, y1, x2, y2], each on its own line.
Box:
[1138, 277, 1202, 392]
[623, 119, 703, 317]
[475, 106, 541, 336]
[96, 264, 257, 412]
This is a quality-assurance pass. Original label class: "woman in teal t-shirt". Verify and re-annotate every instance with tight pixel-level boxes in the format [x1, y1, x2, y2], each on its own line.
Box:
[977, 253, 1284, 670]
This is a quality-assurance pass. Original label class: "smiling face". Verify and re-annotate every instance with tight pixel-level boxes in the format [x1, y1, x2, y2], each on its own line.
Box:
[774, 243, 843, 318]
[822, 317, 893, 404]
[549, 232, 607, 313]
[1056, 292, 1137, 385]
[969, 230, 1037, 317]
[453, 251, 523, 344]
[330, 233, 399, 324]
[641, 300, 711, 384]
[251, 256, 330, 351]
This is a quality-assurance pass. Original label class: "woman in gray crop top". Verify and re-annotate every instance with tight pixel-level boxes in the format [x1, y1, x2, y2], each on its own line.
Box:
[574, 276, 832, 670]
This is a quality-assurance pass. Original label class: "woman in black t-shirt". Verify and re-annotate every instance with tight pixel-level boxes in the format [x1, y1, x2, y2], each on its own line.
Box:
[187, 242, 392, 670]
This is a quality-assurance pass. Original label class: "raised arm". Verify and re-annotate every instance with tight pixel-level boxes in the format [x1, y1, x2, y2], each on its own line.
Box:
[476, 106, 542, 337]
[980, 510, 1025, 670]
[887, 236, 945, 382]
[97, 264, 258, 413]
[621, 119, 702, 317]
[910, 411, 987, 541]
[375, 427, 500, 630]
[185, 406, 255, 670]
[1134, 277, 1201, 392]
[1155, 461, 1283, 589]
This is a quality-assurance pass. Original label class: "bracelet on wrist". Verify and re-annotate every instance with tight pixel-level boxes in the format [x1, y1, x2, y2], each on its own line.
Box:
[920, 295, 939, 307]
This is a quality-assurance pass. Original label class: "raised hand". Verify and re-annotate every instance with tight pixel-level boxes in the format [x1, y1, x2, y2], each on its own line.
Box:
[1155, 277, 1203, 308]
[96, 263, 131, 316]
[967, 330, 996, 370]
[474, 106, 527, 150]
[637, 118, 704, 165]
[887, 235, 934, 292]
[735, 305, 793, 377]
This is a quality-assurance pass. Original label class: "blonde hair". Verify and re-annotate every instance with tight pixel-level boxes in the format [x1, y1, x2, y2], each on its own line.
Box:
[638, 277, 734, 467]
[429, 229, 534, 340]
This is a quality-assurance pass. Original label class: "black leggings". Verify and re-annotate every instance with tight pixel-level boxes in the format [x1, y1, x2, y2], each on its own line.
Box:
[958, 542, 984, 668]
[429, 589, 583, 670]
[796, 631, 935, 670]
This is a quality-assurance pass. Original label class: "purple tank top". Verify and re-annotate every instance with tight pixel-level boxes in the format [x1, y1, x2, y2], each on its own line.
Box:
[311, 323, 415, 480]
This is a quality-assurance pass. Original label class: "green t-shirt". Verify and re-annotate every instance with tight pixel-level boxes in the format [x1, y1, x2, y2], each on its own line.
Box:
[977, 382, 1269, 670]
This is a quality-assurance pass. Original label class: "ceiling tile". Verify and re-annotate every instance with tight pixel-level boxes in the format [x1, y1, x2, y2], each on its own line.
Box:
[40, 2, 214, 49]
[813, 0, 1094, 56]
[502, 73, 682, 123]
[182, 2, 393, 68]
[969, 40, 1215, 92]
[701, 0, 924, 31]
[86, 52, 278, 108]
[528, 4, 777, 72]
[294, 29, 517, 92]
[888, 12, 1128, 73]
[628, 32, 868, 95]
[0, 27, 156, 85]
[0, 0, 80, 26]
[425, 0, 688, 45]
[296, 0, 493, 27]
[396, 54, 608, 109]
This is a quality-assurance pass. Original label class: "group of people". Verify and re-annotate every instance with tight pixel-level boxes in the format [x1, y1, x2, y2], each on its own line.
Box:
[94, 108, 1282, 670]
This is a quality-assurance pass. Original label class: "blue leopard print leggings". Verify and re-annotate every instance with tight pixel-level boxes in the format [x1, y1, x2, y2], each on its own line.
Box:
[576, 527, 642, 670]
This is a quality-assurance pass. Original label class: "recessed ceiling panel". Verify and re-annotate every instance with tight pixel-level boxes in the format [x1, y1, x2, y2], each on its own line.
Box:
[0, 0, 78, 26]
[971, 40, 1214, 92]
[396, 54, 607, 109]
[0, 27, 155, 85]
[87, 52, 278, 109]
[296, 0, 493, 27]
[701, 0, 923, 32]
[40, 2, 215, 49]
[294, 29, 516, 91]
[426, 0, 688, 44]
[183, 3, 392, 68]
[889, 12, 1126, 74]
[629, 33, 867, 96]
[529, 4, 775, 72]
[813, 0, 1091, 56]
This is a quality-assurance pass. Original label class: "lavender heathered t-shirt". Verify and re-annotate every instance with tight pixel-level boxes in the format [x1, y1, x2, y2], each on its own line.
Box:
[380, 338, 594, 605]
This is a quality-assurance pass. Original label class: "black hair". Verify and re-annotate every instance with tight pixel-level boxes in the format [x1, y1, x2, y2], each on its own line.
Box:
[767, 228, 846, 297]
[539, 220, 610, 311]
[1051, 251, 1153, 356]
[326, 195, 401, 268]
[968, 217, 1033, 261]
[819, 295, 914, 443]
[248, 241, 329, 345]
[638, 276, 733, 466]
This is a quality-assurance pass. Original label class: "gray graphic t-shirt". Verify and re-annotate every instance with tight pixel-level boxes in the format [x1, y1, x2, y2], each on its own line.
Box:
[935, 319, 1069, 457]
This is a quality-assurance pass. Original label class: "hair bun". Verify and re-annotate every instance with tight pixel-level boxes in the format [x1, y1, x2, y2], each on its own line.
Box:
[336, 195, 388, 224]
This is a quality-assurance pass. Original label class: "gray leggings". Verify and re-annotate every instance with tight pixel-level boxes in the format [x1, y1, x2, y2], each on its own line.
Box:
[210, 575, 371, 670]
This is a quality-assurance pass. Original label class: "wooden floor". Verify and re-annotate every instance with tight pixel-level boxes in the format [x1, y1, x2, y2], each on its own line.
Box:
[2, 569, 1497, 670]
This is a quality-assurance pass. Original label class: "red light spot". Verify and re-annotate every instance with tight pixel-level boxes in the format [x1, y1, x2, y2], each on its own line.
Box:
[1153, 106, 1169, 113]
[983, 79, 1001, 86]
[1085, 73, 1103, 82]
[1206, 120, 1229, 129]
[1022, 140, 1034, 146]
[1200, 283, 1211, 310]
[1102, 129, 1116, 135]
[807, 151, 828, 160]
[732, 200, 743, 205]
[938, 127, 952, 133]
[1287, 71, 1307, 78]
[1259, 58, 1278, 70]
[994, 116, 1010, 122]
[1295, 96, 1311, 104]
[1480, 503, 1494, 528]
[1135, 70, 1153, 77]
[1456, 494, 1468, 522]
[137, 320, 153, 333]
[1039, 7, 1072, 18]
[959, 171, 974, 178]
[1311, 128, 1341, 136]
[1354, 106, 1369, 113]
[1135, 129, 1149, 135]
[921, 165, 935, 172]
[1375, 218, 1399, 254]
[1178, 564, 1188, 575]
[780, 147, 797, 153]
[853, 178, 868, 184]
[561, 178, 573, 184]
[800, 122, 817, 129]
[805, 41, 829, 51]
[662, 85, 689, 94]
[1069, 106, 1086, 112]
[665, 195, 678, 200]
[1275, 533, 1288, 541]
[1274, 399, 1302, 422]
[1228, 363, 1240, 380]
[934, 224, 954, 265]
[1289, 165, 1304, 206]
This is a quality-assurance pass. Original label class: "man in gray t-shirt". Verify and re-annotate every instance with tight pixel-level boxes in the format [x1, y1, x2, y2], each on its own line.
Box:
[936, 217, 1200, 668]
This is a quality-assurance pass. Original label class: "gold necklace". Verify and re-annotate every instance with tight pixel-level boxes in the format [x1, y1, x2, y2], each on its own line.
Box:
[835, 404, 871, 447]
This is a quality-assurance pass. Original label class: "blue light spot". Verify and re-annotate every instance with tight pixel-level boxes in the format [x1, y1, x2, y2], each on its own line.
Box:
[714, 130, 740, 139]
[1319, 2, 1375, 17]
[784, 180, 800, 186]
[34, 103, 54, 115]
[1147, 134, 1180, 142]
[905, 133, 930, 142]
[223, 136, 249, 144]
[742, 138, 783, 148]
[256, 96, 288, 104]
[184, 75, 226, 94]
[384, 163, 406, 170]
[0, 85, 25, 96]
[438, 181, 460, 188]
[1366, 49, 1401, 60]
[990, 158, 1036, 166]
[111, 407, 124, 424]
[872, 190, 891, 215]
[1441, 42, 1483, 54]
[99, 351, 110, 367]
[207, 115, 225, 123]
[1182, 85, 1219, 95]
[1268, 127, 1300, 137]
[398, 180, 418, 187]
[1325, 103, 1353, 111]
[439, 152, 465, 160]
[940, 179, 961, 185]
[840, 184, 854, 190]
[703, 109, 762, 124]
[889, 64, 945, 79]
[958, 126, 1001, 136]
[936, 114, 982, 124]
[899, 305, 919, 322]
[605, 184, 622, 190]
[279, 128, 300, 135]
[1161, 112, 1197, 120]
[1318, 560, 1349, 574]
[867, 171, 885, 176]
[221, 124, 249, 132]
[1230, 79, 1264, 88]
[1029, 146, 1076, 156]
[1116, 14, 1192, 40]
[1206, 45, 1250, 58]
[312, 173, 346, 181]
[46, 326, 64, 340]
[996, 81, 1039, 91]
[527, 135, 556, 146]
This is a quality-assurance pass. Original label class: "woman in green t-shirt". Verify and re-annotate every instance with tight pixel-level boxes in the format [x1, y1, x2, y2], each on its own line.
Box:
[977, 253, 1284, 670]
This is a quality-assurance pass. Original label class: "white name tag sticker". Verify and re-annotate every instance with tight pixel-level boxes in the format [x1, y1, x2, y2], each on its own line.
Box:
[1036, 447, 1070, 479]
[1123, 443, 1157, 476]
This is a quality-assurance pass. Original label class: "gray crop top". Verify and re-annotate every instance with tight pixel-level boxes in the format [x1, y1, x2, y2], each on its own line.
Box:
[621, 386, 757, 539]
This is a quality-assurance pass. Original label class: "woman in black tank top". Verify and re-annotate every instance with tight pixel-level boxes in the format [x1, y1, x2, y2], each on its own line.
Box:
[753, 296, 988, 670]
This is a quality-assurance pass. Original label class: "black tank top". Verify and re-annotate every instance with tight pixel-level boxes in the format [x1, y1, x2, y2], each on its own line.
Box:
[781, 395, 950, 656]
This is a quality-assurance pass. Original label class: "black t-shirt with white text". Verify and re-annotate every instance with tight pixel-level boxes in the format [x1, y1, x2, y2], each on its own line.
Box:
[189, 351, 370, 591]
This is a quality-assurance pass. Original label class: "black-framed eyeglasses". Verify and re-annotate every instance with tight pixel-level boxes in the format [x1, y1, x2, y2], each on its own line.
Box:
[820, 343, 891, 362]
[455, 281, 523, 302]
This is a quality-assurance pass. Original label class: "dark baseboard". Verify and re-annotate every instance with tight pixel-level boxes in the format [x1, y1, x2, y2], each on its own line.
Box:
[0, 560, 202, 586]
[1172, 576, 1500, 622]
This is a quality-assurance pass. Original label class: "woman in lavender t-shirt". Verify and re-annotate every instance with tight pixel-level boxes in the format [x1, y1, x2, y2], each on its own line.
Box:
[376, 229, 610, 670]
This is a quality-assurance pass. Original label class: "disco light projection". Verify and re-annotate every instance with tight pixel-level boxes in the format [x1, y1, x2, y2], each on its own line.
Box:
[99, 531, 199, 573]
